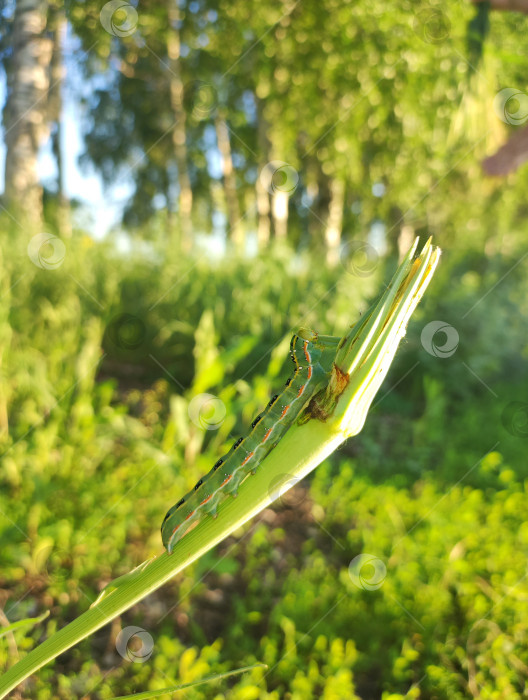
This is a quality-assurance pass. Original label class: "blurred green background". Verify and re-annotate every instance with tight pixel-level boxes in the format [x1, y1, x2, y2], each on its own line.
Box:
[1, 0, 528, 697]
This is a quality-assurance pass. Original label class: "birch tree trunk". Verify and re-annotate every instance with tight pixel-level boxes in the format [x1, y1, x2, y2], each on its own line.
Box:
[48, 4, 71, 237]
[255, 175, 270, 248]
[398, 224, 416, 263]
[255, 99, 271, 248]
[271, 189, 289, 240]
[3, 0, 52, 229]
[167, 2, 193, 252]
[215, 114, 244, 250]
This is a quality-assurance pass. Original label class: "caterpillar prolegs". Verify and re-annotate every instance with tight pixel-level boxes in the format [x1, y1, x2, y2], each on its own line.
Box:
[161, 328, 340, 554]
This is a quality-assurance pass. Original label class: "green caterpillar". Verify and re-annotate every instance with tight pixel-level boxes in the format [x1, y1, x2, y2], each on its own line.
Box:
[161, 328, 340, 554]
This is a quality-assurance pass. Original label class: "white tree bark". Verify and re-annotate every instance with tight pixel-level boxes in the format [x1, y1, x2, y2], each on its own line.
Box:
[271, 190, 289, 239]
[398, 224, 416, 263]
[255, 174, 270, 247]
[3, 0, 52, 228]
[48, 3, 70, 237]
[256, 99, 272, 247]
[168, 1, 193, 252]
[215, 115, 244, 250]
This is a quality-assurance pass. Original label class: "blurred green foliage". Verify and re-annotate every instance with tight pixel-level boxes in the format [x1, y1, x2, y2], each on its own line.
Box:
[0, 224, 526, 699]
[61, 0, 528, 244]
